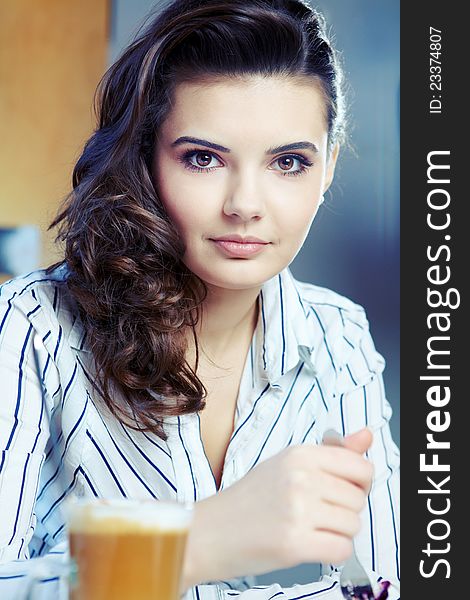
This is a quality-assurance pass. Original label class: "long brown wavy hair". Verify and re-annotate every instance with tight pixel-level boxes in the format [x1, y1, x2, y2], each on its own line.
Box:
[47, 0, 347, 440]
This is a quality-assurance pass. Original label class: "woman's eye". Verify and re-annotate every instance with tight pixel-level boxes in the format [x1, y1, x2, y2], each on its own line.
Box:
[181, 150, 223, 172]
[271, 155, 313, 177]
[179, 150, 312, 177]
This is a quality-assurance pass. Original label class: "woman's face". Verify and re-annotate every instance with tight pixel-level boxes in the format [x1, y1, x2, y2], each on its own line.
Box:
[153, 75, 338, 291]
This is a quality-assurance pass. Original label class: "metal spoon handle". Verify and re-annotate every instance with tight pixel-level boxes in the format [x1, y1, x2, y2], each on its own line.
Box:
[322, 428, 345, 447]
[321, 429, 375, 599]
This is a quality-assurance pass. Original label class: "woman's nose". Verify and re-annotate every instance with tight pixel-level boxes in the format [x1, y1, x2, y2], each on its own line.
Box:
[222, 170, 267, 222]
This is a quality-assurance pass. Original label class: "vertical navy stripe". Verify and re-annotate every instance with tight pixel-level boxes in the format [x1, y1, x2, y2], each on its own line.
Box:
[41, 354, 51, 381]
[309, 307, 337, 374]
[61, 363, 78, 404]
[363, 387, 376, 571]
[86, 430, 127, 497]
[79, 330, 88, 350]
[250, 339, 255, 388]
[40, 467, 80, 523]
[346, 364, 357, 386]
[359, 339, 376, 376]
[140, 430, 172, 458]
[78, 466, 98, 497]
[367, 495, 376, 572]
[0, 292, 17, 335]
[178, 417, 197, 502]
[36, 401, 88, 501]
[380, 427, 400, 581]
[44, 431, 63, 463]
[7, 453, 31, 544]
[298, 381, 316, 415]
[0, 324, 33, 474]
[53, 325, 62, 361]
[260, 290, 267, 370]
[338, 307, 345, 327]
[30, 385, 45, 454]
[17, 537, 25, 559]
[52, 287, 58, 311]
[300, 419, 316, 443]
[37, 533, 49, 556]
[26, 305, 41, 318]
[278, 275, 286, 375]
[52, 523, 65, 540]
[315, 379, 329, 412]
[250, 363, 304, 469]
[295, 287, 309, 318]
[339, 394, 346, 436]
[119, 425, 176, 492]
[93, 417, 160, 498]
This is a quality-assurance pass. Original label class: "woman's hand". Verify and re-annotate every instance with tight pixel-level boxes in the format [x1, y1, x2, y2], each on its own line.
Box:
[181, 428, 373, 590]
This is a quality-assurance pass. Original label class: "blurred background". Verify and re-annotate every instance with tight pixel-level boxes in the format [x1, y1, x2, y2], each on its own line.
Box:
[0, 0, 399, 585]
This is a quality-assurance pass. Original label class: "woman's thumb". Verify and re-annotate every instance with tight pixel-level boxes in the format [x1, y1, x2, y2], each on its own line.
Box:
[343, 427, 373, 454]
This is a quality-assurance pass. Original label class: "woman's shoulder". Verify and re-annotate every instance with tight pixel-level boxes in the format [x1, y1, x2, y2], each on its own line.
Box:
[0, 263, 83, 350]
[0, 263, 70, 312]
[294, 273, 386, 376]
[292, 274, 370, 332]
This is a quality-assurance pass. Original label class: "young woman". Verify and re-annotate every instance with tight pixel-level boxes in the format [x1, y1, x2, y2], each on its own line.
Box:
[0, 0, 399, 598]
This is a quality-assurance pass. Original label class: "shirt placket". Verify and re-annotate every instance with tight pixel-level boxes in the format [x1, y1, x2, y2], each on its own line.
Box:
[164, 414, 219, 503]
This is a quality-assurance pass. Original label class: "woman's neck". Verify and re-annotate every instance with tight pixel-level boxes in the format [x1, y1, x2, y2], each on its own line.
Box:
[187, 284, 261, 367]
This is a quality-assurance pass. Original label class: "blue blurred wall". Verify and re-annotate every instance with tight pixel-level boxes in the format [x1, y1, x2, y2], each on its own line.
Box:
[109, 0, 399, 585]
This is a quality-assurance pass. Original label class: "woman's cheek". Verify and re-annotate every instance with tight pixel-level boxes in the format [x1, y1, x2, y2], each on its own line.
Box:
[284, 201, 318, 235]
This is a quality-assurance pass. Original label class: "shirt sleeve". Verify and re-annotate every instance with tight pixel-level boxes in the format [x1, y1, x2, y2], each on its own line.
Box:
[0, 540, 69, 599]
[185, 572, 395, 600]
[184, 306, 400, 600]
[0, 286, 69, 598]
[184, 574, 344, 599]
[322, 304, 400, 597]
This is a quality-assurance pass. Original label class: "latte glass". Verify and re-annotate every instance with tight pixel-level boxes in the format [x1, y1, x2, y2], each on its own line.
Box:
[67, 498, 192, 600]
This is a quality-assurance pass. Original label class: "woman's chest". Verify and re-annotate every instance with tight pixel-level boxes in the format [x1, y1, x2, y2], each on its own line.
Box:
[198, 367, 243, 489]
[61, 349, 331, 506]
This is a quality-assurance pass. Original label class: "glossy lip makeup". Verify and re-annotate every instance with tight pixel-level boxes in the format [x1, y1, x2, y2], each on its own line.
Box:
[209, 233, 271, 258]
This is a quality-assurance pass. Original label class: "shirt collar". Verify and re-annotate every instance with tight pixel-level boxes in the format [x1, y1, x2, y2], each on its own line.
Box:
[69, 266, 317, 382]
[256, 266, 316, 387]
[69, 313, 89, 352]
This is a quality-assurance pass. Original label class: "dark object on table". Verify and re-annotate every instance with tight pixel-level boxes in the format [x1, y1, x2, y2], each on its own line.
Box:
[340, 579, 390, 600]
[374, 580, 390, 600]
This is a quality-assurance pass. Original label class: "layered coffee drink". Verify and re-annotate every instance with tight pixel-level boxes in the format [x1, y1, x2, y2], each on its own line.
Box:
[68, 499, 192, 600]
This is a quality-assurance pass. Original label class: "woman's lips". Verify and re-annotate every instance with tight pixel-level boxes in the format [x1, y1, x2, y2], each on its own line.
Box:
[210, 239, 270, 257]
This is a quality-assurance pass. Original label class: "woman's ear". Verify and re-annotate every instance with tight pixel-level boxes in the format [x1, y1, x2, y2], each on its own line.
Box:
[323, 142, 340, 194]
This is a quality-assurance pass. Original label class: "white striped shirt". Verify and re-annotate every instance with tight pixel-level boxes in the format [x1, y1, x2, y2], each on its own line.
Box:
[0, 264, 400, 599]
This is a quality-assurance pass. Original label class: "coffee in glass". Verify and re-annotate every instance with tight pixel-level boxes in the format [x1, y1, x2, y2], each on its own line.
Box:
[67, 498, 192, 600]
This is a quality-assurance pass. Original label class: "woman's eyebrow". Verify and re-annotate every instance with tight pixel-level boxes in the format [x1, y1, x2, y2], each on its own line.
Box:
[172, 136, 230, 152]
[266, 141, 319, 155]
[171, 136, 319, 155]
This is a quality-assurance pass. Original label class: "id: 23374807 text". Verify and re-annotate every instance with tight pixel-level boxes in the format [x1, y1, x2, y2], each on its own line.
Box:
[429, 26, 443, 114]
